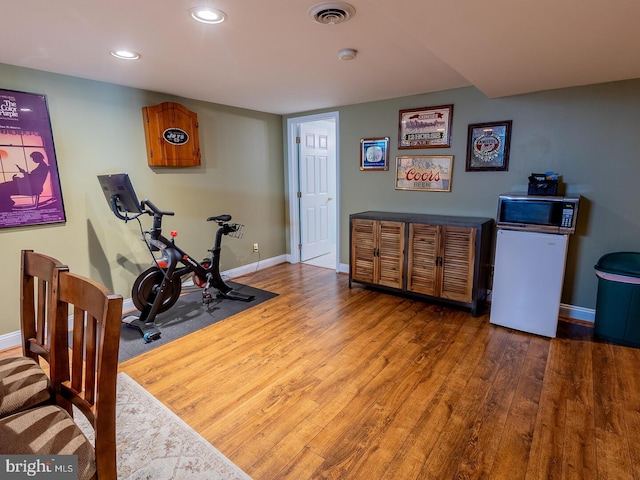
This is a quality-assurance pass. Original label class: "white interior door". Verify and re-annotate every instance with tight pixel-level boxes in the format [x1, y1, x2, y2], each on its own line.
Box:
[299, 122, 332, 261]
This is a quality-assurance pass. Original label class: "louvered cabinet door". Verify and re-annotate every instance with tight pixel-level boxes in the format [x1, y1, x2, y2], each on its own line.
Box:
[377, 221, 405, 289]
[407, 223, 440, 296]
[351, 219, 377, 284]
[440, 226, 476, 303]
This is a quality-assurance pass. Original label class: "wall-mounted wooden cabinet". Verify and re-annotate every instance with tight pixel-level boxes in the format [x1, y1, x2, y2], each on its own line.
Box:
[350, 211, 494, 316]
[142, 102, 201, 167]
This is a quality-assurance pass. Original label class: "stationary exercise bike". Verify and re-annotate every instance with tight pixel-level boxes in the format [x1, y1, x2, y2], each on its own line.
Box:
[98, 173, 255, 342]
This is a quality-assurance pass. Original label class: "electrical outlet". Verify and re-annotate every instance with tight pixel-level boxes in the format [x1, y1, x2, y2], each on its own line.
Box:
[253, 243, 259, 253]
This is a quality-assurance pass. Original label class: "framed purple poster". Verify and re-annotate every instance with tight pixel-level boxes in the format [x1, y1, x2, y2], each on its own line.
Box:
[0, 89, 66, 228]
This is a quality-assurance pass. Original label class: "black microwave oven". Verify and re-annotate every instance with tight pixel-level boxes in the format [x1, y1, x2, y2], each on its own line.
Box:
[496, 193, 580, 234]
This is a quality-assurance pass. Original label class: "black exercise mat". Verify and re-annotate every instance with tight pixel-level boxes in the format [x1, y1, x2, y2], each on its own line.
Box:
[118, 281, 277, 363]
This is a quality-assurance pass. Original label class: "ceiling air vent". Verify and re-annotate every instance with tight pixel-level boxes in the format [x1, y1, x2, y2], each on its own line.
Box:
[308, 2, 356, 25]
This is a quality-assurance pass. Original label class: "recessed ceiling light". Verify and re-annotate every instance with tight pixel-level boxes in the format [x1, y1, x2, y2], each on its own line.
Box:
[110, 50, 141, 60]
[190, 7, 227, 24]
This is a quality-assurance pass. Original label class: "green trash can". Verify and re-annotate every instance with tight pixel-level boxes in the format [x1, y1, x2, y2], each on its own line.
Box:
[594, 252, 640, 347]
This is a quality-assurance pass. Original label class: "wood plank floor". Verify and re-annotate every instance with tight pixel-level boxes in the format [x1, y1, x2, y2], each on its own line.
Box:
[4, 262, 640, 479]
[119, 263, 640, 479]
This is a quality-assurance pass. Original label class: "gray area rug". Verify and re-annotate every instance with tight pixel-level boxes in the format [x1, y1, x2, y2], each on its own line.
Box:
[76, 373, 252, 480]
[119, 281, 277, 362]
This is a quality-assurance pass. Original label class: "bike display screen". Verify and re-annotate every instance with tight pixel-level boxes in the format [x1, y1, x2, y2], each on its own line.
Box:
[97, 173, 142, 215]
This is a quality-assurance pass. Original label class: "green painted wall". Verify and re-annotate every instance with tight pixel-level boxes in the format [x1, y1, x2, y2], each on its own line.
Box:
[2, 62, 638, 338]
[291, 80, 640, 310]
[0, 64, 285, 336]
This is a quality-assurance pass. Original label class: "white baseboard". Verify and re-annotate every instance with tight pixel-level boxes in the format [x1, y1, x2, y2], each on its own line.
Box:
[0, 330, 22, 352]
[1, 255, 288, 352]
[225, 254, 287, 279]
[285, 254, 349, 274]
[0, 256, 595, 352]
[560, 303, 595, 323]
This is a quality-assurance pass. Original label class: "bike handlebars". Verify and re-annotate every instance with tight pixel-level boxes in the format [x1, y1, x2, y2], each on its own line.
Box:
[141, 199, 175, 217]
[114, 197, 237, 248]
[140, 199, 237, 246]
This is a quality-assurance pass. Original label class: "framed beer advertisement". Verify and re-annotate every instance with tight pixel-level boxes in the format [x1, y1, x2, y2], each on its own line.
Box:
[398, 104, 453, 149]
[0, 89, 66, 229]
[395, 155, 453, 192]
[360, 137, 389, 171]
[465, 120, 512, 171]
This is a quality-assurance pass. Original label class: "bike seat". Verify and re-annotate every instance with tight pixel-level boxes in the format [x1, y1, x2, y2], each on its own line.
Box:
[207, 214, 232, 223]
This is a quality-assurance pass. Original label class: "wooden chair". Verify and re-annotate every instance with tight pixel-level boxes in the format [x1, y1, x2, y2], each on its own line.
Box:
[0, 250, 68, 418]
[0, 271, 123, 480]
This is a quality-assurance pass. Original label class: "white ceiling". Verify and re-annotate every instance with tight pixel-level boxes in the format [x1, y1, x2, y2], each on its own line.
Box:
[2, 0, 639, 115]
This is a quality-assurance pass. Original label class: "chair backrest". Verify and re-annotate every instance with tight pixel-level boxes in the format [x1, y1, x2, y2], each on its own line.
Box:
[54, 271, 123, 480]
[20, 249, 69, 371]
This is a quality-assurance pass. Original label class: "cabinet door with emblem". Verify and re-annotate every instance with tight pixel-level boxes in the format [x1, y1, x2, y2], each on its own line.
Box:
[440, 226, 476, 303]
[142, 102, 201, 167]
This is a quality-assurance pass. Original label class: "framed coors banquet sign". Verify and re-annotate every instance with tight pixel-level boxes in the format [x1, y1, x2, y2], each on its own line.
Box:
[395, 155, 453, 192]
[0, 89, 66, 229]
[398, 104, 453, 149]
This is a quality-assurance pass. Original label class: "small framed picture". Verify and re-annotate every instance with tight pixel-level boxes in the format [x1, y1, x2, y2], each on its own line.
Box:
[398, 104, 453, 149]
[360, 137, 389, 171]
[395, 155, 453, 192]
[465, 120, 512, 171]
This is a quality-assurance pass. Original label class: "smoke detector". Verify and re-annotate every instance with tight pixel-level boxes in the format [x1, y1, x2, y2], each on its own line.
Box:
[338, 48, 357, 60]
[308, 2, 356, 25]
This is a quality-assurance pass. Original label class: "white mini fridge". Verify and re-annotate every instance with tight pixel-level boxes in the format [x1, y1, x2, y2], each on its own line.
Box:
[490, 229, 569, 337]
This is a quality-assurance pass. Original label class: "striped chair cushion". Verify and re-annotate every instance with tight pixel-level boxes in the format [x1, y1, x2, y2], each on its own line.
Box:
[0, 357, 51, 418]
[0, 404, 96, 480]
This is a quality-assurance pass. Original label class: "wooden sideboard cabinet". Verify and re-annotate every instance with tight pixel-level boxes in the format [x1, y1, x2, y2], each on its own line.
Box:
[349, 211, 494, 316]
